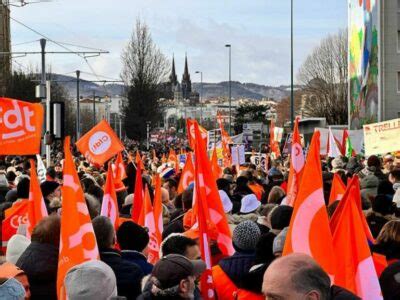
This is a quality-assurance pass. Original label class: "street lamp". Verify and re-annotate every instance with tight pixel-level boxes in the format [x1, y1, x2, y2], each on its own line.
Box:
[195, 71, 203, 123]
[225, 44, 232, 135]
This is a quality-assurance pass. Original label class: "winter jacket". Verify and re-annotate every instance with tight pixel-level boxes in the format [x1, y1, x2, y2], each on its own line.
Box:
[393, 182, 400, 207]
[218, 251, 256, 288]
[99, 248, 144, 300]
[365, 210, 394, 238]
[330, 285, 361, 299]
[16, 241, 58, 300]
[121, 250, 153, 276]
[371, 241, 400, 261]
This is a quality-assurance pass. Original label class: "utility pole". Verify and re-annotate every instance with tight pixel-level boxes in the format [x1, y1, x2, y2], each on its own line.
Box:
[92, 90, 96, 126]
[45, 81, 51, 167]
[290, 0, 294, 129]
[76, 70, 81, 140]
[195, 71, 203, 124]
[0, 2, 10, 95]
[146, 121, 150, 150]
[225, 44, 232, 135]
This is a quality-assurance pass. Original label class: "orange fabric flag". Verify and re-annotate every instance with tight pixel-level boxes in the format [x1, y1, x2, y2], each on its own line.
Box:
[1, 201, 28, 252]
[0, 98, 44, 155]
[329, 173, 346, 205]
[132, 154, 144, 225]
[192, 121, 234, 256]
[269, 119, 281, 159]
[143, 181, 162, 265]
[286, 118, 304, 206]
[177, 153, 195, 194]
[57, 137, 99, 299]
[168, 148, 180, 173]
[330, 176, 375, 244]
[76, 120, 124, 166]
[332, 181, 382, 299]
[113, 152, 127, 192]
[161, 153, 167, 164]
[27, 159, 48, 239]
[283, 131, 336, 277]
[217, 112, 232, 168]
[187, 118, 208, 150]
[210, 147, 222, 180]
[101, 163, 120, 230]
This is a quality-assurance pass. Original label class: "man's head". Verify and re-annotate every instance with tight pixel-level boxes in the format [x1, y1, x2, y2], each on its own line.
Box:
[161, 234, 200, 260]
[92, 216, 115, 249]
[389, 168, 400, 184]
[262, 253, 331, 300]
[149, 254, 206, 299]
[161, 187, 170, 205]
[163, 178, 178, 200]
[0, 262, 31, 299]
[16, 177, 30, 199]
[117, 221, 149, 253]
[31, 215, 61, 247]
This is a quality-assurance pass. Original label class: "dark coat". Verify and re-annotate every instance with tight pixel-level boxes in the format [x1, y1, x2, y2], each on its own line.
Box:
[330, 285, 361, 299]
[99, 248, 144, 300]
[121, 250, 153, 276]
[16, 241, 59, 300]
[218, 251, 256, 288]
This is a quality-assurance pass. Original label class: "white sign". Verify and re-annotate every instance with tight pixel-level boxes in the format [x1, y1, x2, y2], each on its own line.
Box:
[231, 145, 245, 166]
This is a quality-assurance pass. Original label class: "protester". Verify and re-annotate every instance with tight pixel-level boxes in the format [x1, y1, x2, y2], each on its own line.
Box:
[117, 221, 153, 275]
[40, 181, 61, 214]
[6, 234, 31, 265]
[0, 262, 31, 299]
[160, 234, 200, 260]
[16, 215, 60, 299]
[138, 254, 206, 300]
[92, 216, 144, 300]
[379, 260, 400, 300]
[371, 220, 400, 264]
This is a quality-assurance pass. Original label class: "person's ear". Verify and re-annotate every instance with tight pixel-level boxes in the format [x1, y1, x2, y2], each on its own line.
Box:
[179, 279, 189, 294]
[305, 290, 321, 300]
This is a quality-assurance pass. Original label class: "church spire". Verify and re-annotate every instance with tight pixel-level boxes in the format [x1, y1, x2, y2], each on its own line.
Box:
[169, 54, 178, 86]
[181, 53, 192, 99]
[182, 53, 190, 81]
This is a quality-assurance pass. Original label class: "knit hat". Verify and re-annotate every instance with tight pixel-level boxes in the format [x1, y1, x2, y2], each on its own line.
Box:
[270, 205, 293, 230]
[6, 234, 31, 265]
[40, 181, 60, 199]
[219, 190, 233, 213]
[331, 157, 345, 171]
[117, 221, 149, 252]
[16, 177, 30, 199]
[273, 227, 289, 255]
[0, 278, 25, 300]
[367, 155, 381, 168]
[232, 220, 261, 251]
[5, 189, 17, 203]
[64, 260, 117, 300]
[240, 194, 260, 214]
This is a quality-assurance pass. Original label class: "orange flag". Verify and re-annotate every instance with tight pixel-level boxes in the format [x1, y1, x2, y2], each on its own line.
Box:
[192, 121, 234, 256]
[101, 163, 120, 230]
[330, 176, 375, 244]
[286, 118, 304, 206]
[210, 147, 222, 180]
[283, 131, 336, 277]
[1, 201, 28, 253]
[177, 153, 195, 194]
[113, 152, 127, 192]
[329, 173, 346, 205]
[76, 120, 124, 166]
[332, 180, 382, 299]
[143, 179, 162, 265]
[187, 118, 208, 150]
[27, 159, 48, 239]
[57, 137, 99, 299]
[0, 98, 44, 155]
[132, 153, 144, 225]
[217, 112, 232, 168]
[161, 153, 167, 164]
[269, 119, 281, 159]
[168, 148, 179, 173]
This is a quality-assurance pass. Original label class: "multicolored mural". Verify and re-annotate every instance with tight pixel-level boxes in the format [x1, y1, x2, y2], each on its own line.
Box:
[349, 0, 380, 129]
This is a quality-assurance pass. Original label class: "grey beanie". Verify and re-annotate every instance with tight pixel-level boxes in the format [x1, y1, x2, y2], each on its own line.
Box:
[65, 260, 117, 300]
[232, 220, 261, 251]
[273, 227, 289, 255]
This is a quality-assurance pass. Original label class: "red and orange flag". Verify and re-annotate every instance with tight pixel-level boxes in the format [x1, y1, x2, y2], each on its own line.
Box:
[57, 137, 99, 299]
[101, 163, 120, 230]
[177, 153, 195, 194]
[132, 154, 144, 225]
[113, 152, 127, 192]
[283, 131, 336, 277]
[286, 118, 304, 206]
[328, 173, 346, 205]
[332, 178, 382, 299]
[27, 159, 48, 239]
[168, 148, 180, 173]
[210, 147, 222, 180]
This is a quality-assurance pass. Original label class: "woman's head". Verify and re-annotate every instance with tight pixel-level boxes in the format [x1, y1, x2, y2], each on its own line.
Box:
[376, 220, 400, 245]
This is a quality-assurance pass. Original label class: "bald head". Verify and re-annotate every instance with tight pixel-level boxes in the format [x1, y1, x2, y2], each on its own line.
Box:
[161, 187, 170, 204]
[263, 253, 331, 300]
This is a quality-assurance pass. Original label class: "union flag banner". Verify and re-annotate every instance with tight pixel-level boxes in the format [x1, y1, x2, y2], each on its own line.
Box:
[76, 120, 124, 166]
[1, 201, 28, 252]
[0, 98, 44, 155]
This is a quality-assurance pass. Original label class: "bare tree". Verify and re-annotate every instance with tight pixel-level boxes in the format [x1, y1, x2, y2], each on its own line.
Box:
[298, 29, 348, 125]
[121, 18, 169, 141]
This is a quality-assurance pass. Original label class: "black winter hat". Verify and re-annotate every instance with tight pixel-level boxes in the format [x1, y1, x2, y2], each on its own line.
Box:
[117, 221, 149, 252]
[270, 205, 293, 230]
[17, 177, 30, 199]
[40, 181, 60, 199]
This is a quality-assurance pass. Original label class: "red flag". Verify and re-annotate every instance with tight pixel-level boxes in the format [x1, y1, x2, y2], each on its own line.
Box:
[332, 181, 382, 299]
[76, 120, 124, 166]
[1, 201, 28, 252]
[192, 121, 234, 256]
[101, 163, 120, 230]
[286, 118, 304, 206]
[132, 154, 144, 225]
[27, 159, 48, 238]
[329, 173, 346, 205]
[177, 153, 195, 194]
[210, 148, 222, 180]
[57, 137, 99, 299]
[187, 118, 207, 150]
[283, 131, 336, 277]
[168, 148, 180, 173]
[113, 152, 127, 192]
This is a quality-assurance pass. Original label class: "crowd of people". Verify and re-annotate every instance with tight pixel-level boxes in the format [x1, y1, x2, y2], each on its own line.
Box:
[1, 142, 400, 299]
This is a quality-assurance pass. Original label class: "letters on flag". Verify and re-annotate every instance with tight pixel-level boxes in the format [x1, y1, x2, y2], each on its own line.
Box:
[1, 201, 28, 251]
[57, 137, 99, 299]
[101, 163, 120, 230]
[76, 120, 124, 166]
[0, 98, 44, 155]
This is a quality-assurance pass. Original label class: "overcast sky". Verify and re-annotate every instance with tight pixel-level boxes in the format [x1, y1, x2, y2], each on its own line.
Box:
[9, 0, 347, 86]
